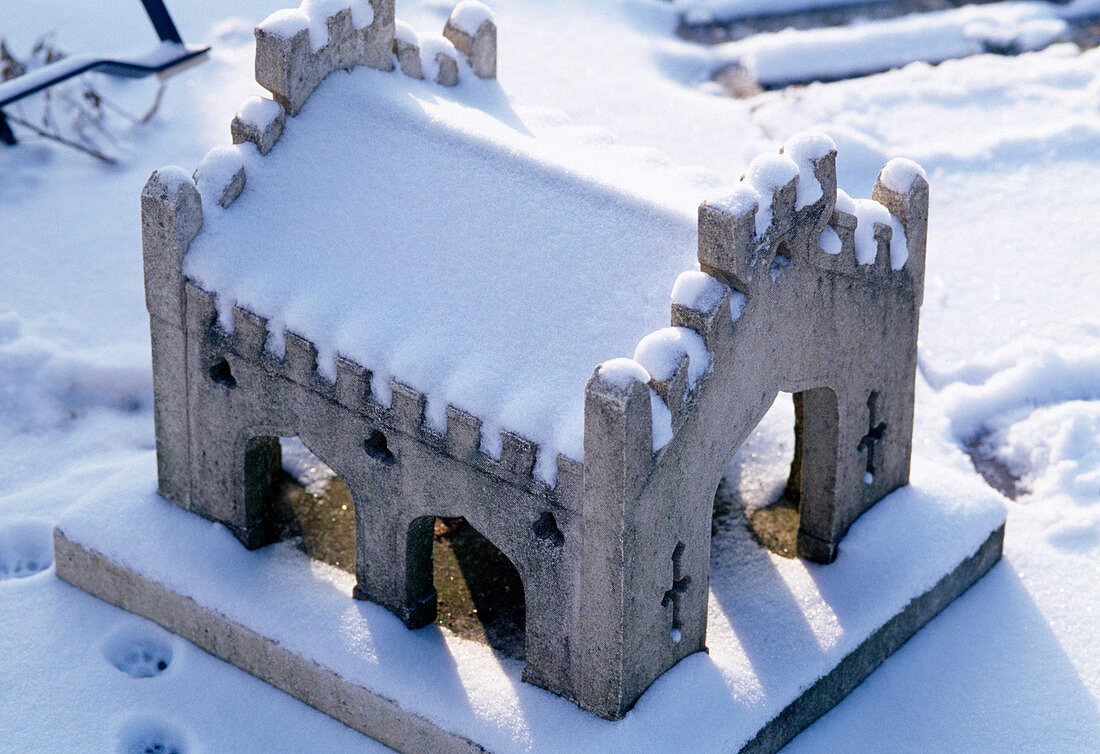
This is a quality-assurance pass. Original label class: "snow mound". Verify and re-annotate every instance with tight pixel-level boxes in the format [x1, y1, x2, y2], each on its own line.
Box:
[744, 152, 798, 234]
[783, 130, 835, 209]
[852, 197, 908, 269]
[995, 401, 1100, 510]
[419, 34, 458, 80]
[0, 519, 54, 581]
[0, 313, 151, 431]
[671, 270, 725, 313]
[819, 225, 842, 255]
[933, 336, 1100, 554]
[394, 19, 418, 45]
[193, 144, 248, 207]
[879, 157, 927, 194]
[936, 338, 1100, 442]
[595, 357, 650, 390]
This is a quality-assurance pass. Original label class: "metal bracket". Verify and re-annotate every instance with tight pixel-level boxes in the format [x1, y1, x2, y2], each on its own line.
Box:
[0, 0, 209, 145]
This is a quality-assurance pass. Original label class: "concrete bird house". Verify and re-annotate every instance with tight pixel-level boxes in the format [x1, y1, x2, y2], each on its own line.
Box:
[54, 2, 1004, 750]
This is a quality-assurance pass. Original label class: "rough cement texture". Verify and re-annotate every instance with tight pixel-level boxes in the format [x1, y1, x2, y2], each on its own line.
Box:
[231, 100, 286, 156]
[434, 50, 460, 87]
[255, 0, 395, 116]
[206, 164, 246, 208]
[254, 0, 493, 113]
[393, 36, 423, 79]
[443, 12, 497, 79]
[688, 148, 929, 566]
[140, 170, 203, 510]
[131, 1, 933, 722]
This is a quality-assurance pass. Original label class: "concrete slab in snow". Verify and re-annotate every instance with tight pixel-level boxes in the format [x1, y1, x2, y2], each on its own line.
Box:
[54, 452, 1005, 753]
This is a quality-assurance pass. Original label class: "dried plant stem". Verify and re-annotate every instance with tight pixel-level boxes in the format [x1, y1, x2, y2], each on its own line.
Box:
[2, 111, 116, 163]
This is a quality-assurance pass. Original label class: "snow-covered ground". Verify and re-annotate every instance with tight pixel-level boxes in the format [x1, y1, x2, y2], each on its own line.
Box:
[694, 1, 1088, 86]
[2, 0, 1099, 750]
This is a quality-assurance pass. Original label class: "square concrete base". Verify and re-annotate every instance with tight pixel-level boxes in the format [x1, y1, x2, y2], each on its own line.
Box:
[54, 454, 1004, 753]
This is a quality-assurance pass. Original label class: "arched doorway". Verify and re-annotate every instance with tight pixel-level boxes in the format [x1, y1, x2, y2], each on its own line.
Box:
[406, 515, 527, 659]
[244, 435, 357, 572]
[714, 386, 840, 560]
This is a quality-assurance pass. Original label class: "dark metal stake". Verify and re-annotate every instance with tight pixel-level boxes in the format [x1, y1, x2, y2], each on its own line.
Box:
[0, 111, 15, 145]
[139, 0, 184, 44]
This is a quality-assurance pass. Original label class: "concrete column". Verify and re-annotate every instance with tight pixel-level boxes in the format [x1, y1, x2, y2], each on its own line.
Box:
[140, 168, 202, 509]
[574, 360, 653, 720]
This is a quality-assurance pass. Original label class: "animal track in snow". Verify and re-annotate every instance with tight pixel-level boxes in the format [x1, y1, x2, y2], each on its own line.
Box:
[103, 623, 174, 678]
[0, 519, 53, 581]
[116, 716, 189, 754]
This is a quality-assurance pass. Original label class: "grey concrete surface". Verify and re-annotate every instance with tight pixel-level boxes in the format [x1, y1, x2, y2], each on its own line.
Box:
[231, 102, 286, 156]
[443, 11, 497, 79]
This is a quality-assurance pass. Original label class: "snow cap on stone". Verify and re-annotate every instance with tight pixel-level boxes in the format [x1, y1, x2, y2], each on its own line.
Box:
[634, 327, 710, 387]
[744, 152, 799, 235]
[236, 95, 284, 131]
[878, 157, 927, 194]
[671, 271, 726, 313]
[745, 152, 799, 191]
[709, 184, 761, 218]
[194, 145, 249, 209]
[449, 0, 495, 35]
[820, 225, 843, 255]
[259, 1, 375, 53]
[153, 165, 197, 191]
[258, 8, 310, 41]
[419, 34, 458, 80]
[834, 187, 856, 215]
[395, 19, 419, 45]
[595, 357, 650, 390]
[782, 130, 836, 209]
[852, 198, 908, 269]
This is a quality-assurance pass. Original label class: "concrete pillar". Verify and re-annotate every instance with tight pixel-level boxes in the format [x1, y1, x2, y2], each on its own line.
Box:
[140, 168, 202, 509]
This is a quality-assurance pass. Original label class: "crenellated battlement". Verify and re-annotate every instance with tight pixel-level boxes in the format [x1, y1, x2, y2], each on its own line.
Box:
[180, 279, 573, 498]
[253, 0, 495, 115]
[191, 1, 499, 218]
[698, 133, 927, 298]
[254, 0, 395, 115]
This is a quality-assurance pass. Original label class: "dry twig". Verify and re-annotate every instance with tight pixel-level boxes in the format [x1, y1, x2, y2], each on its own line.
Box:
[1, 32, 165, 161]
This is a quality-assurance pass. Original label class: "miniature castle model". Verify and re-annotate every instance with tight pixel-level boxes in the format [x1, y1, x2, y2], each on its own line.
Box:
[138, 0, 928, 723]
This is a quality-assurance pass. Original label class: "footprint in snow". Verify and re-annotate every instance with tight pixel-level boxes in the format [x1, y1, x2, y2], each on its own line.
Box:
[116, 716, 190, 754]
[0, 519, 54, 581]
[103, 623, 174, 678]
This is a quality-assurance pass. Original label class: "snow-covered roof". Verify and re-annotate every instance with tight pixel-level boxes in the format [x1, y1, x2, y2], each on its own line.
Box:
[184, 65, 706, 483]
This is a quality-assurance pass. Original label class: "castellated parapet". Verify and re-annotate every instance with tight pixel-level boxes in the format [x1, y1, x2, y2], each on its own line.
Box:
[690, 137, 929, 562]
[255, 0, 395, 114]
[135, 0, 928, 727]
